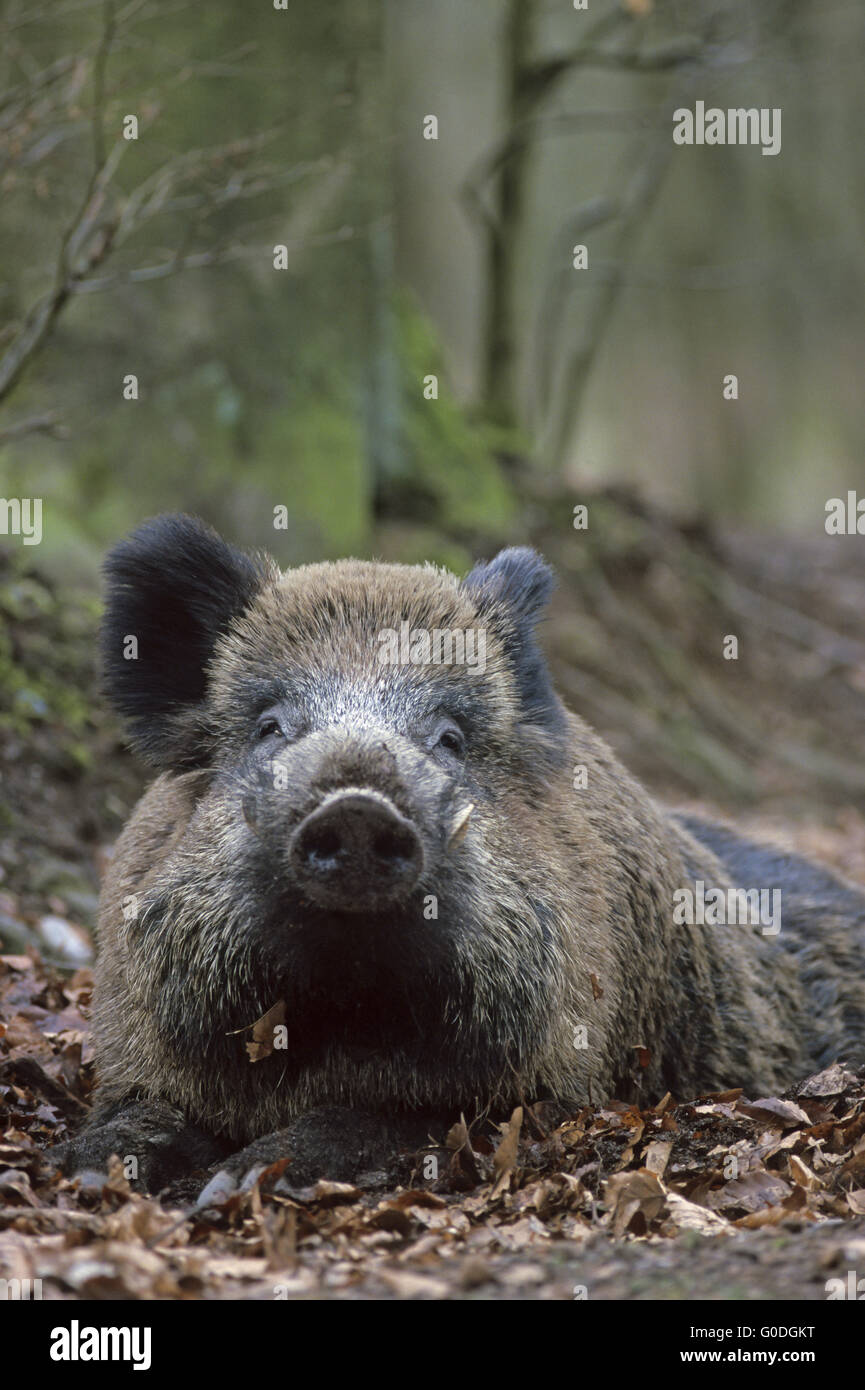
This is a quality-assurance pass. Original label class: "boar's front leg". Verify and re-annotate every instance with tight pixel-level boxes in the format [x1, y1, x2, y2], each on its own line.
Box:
[197, 1106, 444, 1203]
[56, 1098, 228, 1194]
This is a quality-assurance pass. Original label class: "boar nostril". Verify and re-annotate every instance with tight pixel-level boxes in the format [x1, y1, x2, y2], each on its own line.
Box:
[289, 792, 423, 910]
[373, 826, 415, 863]
[305, 825, 341, 864]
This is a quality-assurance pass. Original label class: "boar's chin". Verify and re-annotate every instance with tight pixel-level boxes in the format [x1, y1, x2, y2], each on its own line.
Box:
[251, 899, 534, 1078]
[262, 895, 449, 1011]
[261, 888, 431, 942]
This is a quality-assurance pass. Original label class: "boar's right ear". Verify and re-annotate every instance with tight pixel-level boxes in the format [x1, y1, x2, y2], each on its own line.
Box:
[101, 514, 273, 770]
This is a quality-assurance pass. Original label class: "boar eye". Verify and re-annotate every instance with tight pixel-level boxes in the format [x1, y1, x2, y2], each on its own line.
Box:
[432, 720, 465, 759]
[256, 715, 284, 742]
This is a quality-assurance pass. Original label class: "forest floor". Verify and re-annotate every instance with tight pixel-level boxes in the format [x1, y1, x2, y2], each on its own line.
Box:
[1, 487, 865, 1300]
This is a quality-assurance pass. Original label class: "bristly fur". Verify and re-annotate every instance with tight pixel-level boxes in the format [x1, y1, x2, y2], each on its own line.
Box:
[89, 515, 865, 1146]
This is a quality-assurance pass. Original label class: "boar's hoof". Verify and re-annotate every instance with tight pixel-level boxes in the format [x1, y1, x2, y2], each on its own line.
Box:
[56, 1099, 227, 1194]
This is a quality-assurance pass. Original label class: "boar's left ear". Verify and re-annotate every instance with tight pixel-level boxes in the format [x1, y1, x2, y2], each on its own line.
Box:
[101, 514, 275, 770]
[462, 547, 554, 623]
[462, 547, 564, 731]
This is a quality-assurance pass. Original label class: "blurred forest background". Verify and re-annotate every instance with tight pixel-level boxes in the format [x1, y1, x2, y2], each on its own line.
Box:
[1, 0, 865, 949]
[3, 0, 864, 564]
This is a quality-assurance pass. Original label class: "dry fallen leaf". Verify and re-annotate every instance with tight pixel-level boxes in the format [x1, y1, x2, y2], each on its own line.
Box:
[378, 1269, 450, 1299]
[662, 1192, 730, 1237]
[242, 999, 287, 1063]
[491, 1106, 523, 1198]
[737, 1096, 811, 1128]
[3, 950, 865, 1300]
[796, 1064, 858, 1098]
[445, 1114, 481, 1189]
[789, 1154, 822, 1191]
[604, 1168, 666, 1237]
[707, 1168, 792, 1215]
[644, 1139, 674, 1178]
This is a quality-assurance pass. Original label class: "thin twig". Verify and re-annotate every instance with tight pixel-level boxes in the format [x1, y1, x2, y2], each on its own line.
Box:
[0, 412, 68, 444]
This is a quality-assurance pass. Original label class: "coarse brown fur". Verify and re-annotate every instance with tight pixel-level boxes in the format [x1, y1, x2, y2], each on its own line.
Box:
[83, 516, 865, 1160]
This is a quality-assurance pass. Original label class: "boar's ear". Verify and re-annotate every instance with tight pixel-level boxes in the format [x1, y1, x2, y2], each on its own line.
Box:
[101, 514, 273, 770]
[462, 547, 554, 623]
[462, 547, 564, 731]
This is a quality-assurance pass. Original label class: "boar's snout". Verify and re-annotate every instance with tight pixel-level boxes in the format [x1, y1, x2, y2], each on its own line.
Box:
[289, 790, 424, 910]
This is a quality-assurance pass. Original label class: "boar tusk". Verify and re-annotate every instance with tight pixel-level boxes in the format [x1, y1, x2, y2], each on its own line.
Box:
[448, 802, 475, 848]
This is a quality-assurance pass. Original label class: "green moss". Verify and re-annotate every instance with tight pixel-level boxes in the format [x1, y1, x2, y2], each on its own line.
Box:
[395, 294, 521, 537]
[255, 398, 370, 558]
[0, 556, 95, 744]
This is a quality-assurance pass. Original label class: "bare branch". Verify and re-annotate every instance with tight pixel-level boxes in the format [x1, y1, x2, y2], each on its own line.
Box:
[0, 0, 354, 412]
[0, 1, 120, 405]
[462, 111, 657, 237]
[530, 196, 621, 424]
[90, 0, 116, 171]
[522, 34, 702, 97]
[0, 54, 79, 122]
[0, 0, 138, 34]
[556, 244, 852, 293]
[0, 412, 68, 444]
[112, 128, 288, 240]
[540, 111, 682, 465]
[72, 224, 357, 293]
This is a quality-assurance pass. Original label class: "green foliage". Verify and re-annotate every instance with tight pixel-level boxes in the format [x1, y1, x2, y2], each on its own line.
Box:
[396, 294, 520, 536]
[255, 398, 370, 559]
[0, 560, 94, 759]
